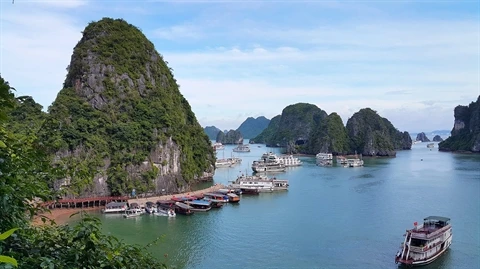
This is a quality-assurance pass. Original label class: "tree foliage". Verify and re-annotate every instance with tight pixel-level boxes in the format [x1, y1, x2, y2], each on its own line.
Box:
[0, 75, 166, 268]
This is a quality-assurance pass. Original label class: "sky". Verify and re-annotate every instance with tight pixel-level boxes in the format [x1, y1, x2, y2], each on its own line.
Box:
[0, 0, 479, 133]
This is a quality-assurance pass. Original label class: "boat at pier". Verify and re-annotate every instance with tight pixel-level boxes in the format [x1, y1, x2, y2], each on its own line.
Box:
[102, 201, 128, 213]
[185, 200, 212, 212]
[395, 216, 452, 266]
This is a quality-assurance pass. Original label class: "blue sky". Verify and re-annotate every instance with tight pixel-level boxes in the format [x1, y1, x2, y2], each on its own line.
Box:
[0, 0, 479, 133]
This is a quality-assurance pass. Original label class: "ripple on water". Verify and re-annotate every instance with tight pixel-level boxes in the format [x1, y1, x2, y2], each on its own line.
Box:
[353, 179, 385, 193]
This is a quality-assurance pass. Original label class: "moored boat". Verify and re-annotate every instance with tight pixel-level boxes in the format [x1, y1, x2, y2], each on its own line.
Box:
[395, 216, 452, 266]
[123, 208, 143, 218]
[185, 199, 212, 212]
[212, 142, 225, 150]
[233, 144, 251, 152]
[174, 202, 195, 215]
[316, 152, 333, 166]
[102, 201, 128, 214]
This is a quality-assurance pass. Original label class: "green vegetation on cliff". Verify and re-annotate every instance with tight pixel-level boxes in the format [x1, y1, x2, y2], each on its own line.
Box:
[346, 108, 411, 156]
[250, 115, 281, 144]
[236, 116, 270, 139]
[439, 95, 480, 152]
[216, 129, 243, 144]
[0, 76, 165, 268]
[307, 112, 349, 154]
[40, 18, 215, 196]
[252, 103, 327, 147]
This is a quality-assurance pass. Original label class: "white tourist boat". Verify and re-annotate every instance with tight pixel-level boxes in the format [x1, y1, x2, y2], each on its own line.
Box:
[316, 152, 333, 166]
[154, 208, 176, 217]
[101, 201, 128, 213]
[212, 142, 225, 150]
[395, 216, 452, 266]
[277, 154, 302, 167]
[230, 174, 289, 193]
[345, 158, 364, 167]
[215, 159, 232, 168]
[427, 143, 435, 148]
[233, 144, 251, 152]
[251, 152, 287, 173]
[122, 208, 143, 218]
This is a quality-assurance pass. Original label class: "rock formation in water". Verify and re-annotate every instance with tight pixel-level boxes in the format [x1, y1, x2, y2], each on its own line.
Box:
[250, 115, 281, 144]
[251, 103, 327, 148]
[346, 108, 412, 157]
[40, 18, 215, 197]
[204, 126, 221, 140]
[432, 135, 443, 142]
[415, 132, 431, 142]
[216, 129, 243, 144]
[236, 116, 270, 139]
[306, 112, 349, 155]
[439, 95, 480, 153]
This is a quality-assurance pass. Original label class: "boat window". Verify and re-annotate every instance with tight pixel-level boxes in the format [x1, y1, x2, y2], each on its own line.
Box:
[410, 238, 427, 247]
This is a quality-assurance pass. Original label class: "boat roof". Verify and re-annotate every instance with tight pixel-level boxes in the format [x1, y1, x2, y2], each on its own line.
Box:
[189, 200, 211, 206]
[175, 202, 193, 209]
[424, 216, 450, 222]
[204, 192, 227, 197]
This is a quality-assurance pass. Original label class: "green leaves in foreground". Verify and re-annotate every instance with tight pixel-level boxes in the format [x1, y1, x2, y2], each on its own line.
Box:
[0, 228, 19, 267]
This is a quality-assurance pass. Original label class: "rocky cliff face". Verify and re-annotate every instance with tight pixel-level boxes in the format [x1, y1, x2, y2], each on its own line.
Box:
[432, 135, 443, 142]
[439, 95, 480, 153]
[236, 116, 270, 139]
[415, 132, 430, 142]
[346, 108, 412, 157]
[216, 130, 243, 144]
[42, 18, 215, 197]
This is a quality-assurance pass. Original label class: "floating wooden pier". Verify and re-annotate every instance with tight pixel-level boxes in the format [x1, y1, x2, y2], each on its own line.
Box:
[43, 196, 129, 209]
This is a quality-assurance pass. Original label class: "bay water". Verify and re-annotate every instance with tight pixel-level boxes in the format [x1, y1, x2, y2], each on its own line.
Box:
[88, 142, 479, 269]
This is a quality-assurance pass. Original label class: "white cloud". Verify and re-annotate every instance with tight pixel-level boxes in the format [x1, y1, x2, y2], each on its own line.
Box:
[0, 8, 83, 108]
[153, 24, 202, 40]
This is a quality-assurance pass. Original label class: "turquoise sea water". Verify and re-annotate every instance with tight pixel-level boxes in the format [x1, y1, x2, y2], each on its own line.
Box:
[87, 142, 480, 269]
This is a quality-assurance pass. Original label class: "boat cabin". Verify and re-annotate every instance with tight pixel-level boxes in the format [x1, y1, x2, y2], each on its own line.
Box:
[102, 202, 127, 213]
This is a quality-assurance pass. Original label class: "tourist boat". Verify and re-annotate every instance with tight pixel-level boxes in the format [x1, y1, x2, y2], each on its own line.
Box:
[345, 158, 364, 167]
[395, 216, 452, 266]
[156, 200, 177, 217]
[154, 208, 176, 217]
[102, 201, 128, 213]
[226, 193, 240, 203]
[336, 156, 348, 165]
[277, 154, 303, 167]
[414, 140, 423, 144]
[227, 157, 242, 165]
[231, 174, 289, 192]
[174, 202, 195, 215]
[212, 142, 225, 151]
[427, 143, 435, 148]
[215, 159, 232, 168]
[316, 152, 333, 166]
[123, 208, 143, 218]
[144, 201, 157, 214]
[203, 192, 230, 203]
[233, 144, 251, 152]
[185, 200, 212, 212]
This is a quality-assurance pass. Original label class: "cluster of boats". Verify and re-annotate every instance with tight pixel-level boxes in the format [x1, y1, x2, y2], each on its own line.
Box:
[102, 189, 244, 218]
[316, 152, 364, 167]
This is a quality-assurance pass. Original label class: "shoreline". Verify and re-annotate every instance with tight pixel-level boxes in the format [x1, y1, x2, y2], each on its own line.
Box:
[32, 183, 227, 225]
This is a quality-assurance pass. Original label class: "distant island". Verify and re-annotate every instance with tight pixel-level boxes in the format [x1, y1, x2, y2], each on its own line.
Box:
[204, 126, 221, 140]
[251, 103, 411, 157]
[439, 95, 480, 153]
[236, 116, 270, 139]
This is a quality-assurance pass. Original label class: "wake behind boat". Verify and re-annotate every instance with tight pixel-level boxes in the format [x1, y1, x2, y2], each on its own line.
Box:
[395, 216, 452, 266]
